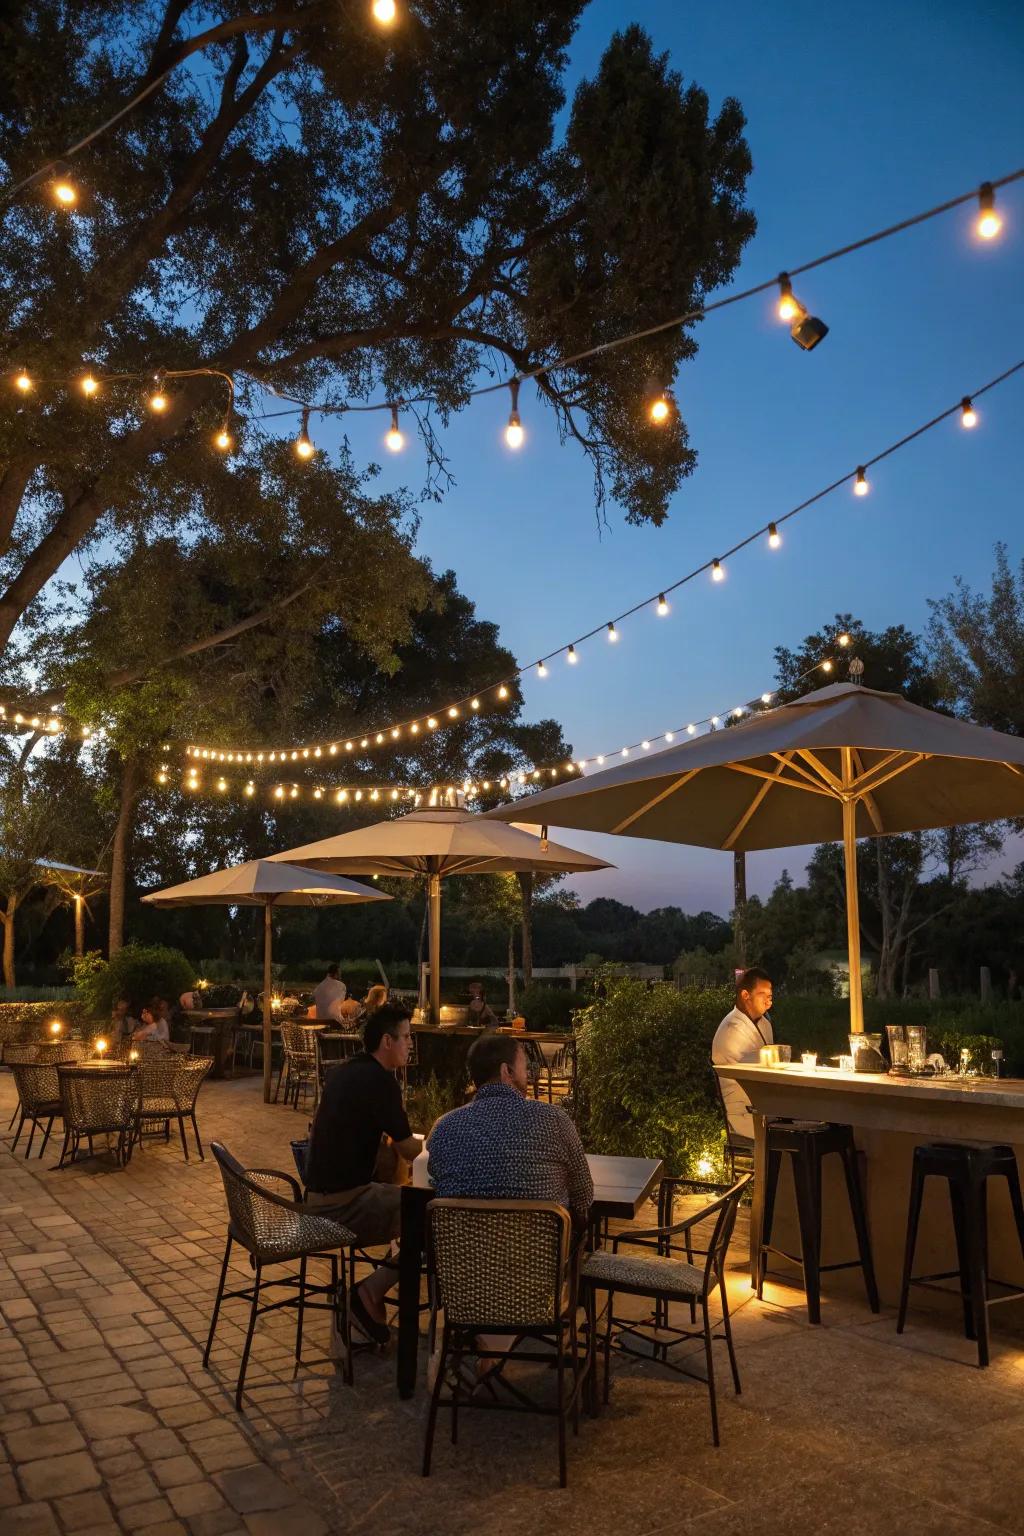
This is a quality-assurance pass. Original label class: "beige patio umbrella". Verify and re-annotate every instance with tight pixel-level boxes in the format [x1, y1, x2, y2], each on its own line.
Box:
[142, 860, 391, 1100]
[269, 804, 613, 1024]
[486, 682, 1024, 1031]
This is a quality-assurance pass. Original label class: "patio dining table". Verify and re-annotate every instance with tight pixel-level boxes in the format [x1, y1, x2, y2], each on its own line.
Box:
[395, 1149, 663, 1396]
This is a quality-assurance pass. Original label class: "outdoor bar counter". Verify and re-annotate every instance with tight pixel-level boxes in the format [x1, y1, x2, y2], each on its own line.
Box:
[715, 1061, 1024, 1305]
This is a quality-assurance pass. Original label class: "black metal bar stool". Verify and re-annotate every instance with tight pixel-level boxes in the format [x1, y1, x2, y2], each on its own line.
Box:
[757, 1120, 879, 1324]
[897, 1141, 1024, 1366]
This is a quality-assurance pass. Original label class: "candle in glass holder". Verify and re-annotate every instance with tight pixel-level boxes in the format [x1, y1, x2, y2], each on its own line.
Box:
[128, 1049, 139, 1063]
[758, 1044, 781, 1067]
[95, 1037, 108, 1059]
[801, 1052, 818, 1068]
[49, 1019, 62, 1037]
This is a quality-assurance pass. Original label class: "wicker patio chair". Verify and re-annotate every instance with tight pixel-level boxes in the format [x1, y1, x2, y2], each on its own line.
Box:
[4, 1042, 40, 1128]
[55, 1063, 141, 1168]
[134, 1055, 213, 1161]
[580, 1173, 752, 1447]
[9, 1061, 63, 1158]
[204, 1143, 358, 1409]
[712, 1069, 756, 1183]
[532, 1038, 577, 1104]
[315, 1031, 361, 1089]
[422, 1198, 586, 1489]
[274, 1020, 318, 1110]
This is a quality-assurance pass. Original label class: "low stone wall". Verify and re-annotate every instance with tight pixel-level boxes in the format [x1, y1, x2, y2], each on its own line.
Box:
[0, 1000, 89, 1051]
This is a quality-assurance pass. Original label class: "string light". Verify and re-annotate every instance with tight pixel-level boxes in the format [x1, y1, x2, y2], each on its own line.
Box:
[712, 559, 724, 582]
[567, 645, 578, 664]
[385, 404, 404, 452]
[768, 522, 781, 548]
[295, 408, 315, 459]
[776, 273, 803, 322]
[854, 466, 869, 497]
[372, 0, 397, 21]
[214, 423, 233, 452]
[607, 622, 618, 642]
[648, 379, 671, 424]
[977, 182, 1002, 240]
[656, 594, 669, 616]
[14, 371, 31, 392]
[960, 396, 977, 428]
[80, 373, 99, 397]
[837, 633, 850, 648]
[51, 168, 76, 206]
[537, 660, 548, 678]
[148, 381, 168, 413]
[504, 379, 524, 449]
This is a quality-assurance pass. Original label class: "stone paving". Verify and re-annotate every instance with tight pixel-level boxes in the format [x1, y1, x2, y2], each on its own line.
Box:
[5, 1069, 1024, 1535]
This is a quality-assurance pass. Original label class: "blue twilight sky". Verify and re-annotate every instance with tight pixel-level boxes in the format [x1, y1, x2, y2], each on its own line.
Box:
[333, 0, 1023, 914]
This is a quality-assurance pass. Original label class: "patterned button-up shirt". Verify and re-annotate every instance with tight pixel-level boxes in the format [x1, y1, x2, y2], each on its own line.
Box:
[427, 1083, 594, 1221]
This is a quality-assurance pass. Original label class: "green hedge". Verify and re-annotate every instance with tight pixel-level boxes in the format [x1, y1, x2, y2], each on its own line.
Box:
[773, 996, 1015, 1071]
[575, 979, 731, 1180]
[0, 1001, 88, 1049]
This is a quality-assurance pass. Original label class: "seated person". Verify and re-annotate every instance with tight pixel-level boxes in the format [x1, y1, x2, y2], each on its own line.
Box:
[466, 979, 499, 1029]
[111, 995, 138, 1040]
[363, 984, 388, 1016]
[336, 996, 363, 1026]
[304, 1004, 421, 1346]
[132, 1001, 170, 1043]
[711, 966, 774, 1142]
[427, 1033, 593, 1381]
[313, 963, 347, 1020]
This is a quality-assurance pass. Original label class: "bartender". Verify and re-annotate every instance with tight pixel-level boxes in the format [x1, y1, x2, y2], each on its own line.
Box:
[712, 967, 774, 1139]
[467, 979, 499, 1030]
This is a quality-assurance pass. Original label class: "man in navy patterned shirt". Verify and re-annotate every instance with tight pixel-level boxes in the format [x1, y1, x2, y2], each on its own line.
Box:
[427, 1034, 593, 1223]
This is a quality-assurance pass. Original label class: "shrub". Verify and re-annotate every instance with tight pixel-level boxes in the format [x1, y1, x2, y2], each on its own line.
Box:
[74, 943, 195, 1019]
[575, 977, 732, 1179]
[516, 984, 585, 1033]
[0, 1000, 88, 1048]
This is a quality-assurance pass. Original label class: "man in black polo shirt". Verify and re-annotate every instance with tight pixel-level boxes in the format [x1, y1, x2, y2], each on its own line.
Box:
[305, 1004, 420, 1344]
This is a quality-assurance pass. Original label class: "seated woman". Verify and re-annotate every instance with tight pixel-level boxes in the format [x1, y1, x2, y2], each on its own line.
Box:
[132, 1000, 170, 1044]
[363, 983, 388, 1016]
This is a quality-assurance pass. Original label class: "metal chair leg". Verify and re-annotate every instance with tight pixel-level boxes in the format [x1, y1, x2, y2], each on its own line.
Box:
[421, 1319, 448, 1476]
[556, 1322, 568, 1488]
[190, 1111, 205, 1161]
[718, 1267, 742, 1394]
[203, 1235, 233, 1367]
[702, 1297, 720, 1447]
[37, 1116, 55, 1161]
[897, 1164, 926, 1333]
[235, 1263, 262, 1410]
[177, 1115, 190, 1161]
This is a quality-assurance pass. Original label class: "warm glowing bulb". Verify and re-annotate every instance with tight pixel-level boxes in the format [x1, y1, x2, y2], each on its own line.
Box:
[95, 1038, 107, 1055]
[712, 559, 724, 582]
[149, 391, 168, 413]
[372, 0, 397, 21]
[385, 404, 405, 452]
[157, 770, 168, 784]
[427, 717, 438, 729]
[642, 740, 651, 750]
[960, 397, 977, 429]
[607, 622, 618, 642]
[537, 660, 548, 677]
[656, 594, 669, 615]
[567, 645, 578, 664]
[822, 660, 833, 673]
[837, 633, 850, 648]
[854, 467, 869, 497]
[768, 522, 781, 548]
[49, 1020, 61, 1036]
[498, 684, 509, 699]
[505, 412, 524, 449]
[471, 698, 480, 710]
[447, 708, 458, 719]
[245, 782, 255, 796]
[215, 428, 232, 451]
[15, 371, 32, 392]
[776, 273, 801, 321]
[649, 396, 670, 424]
[295, 433, 314, 458]
[761, 692, 772, 704]
[80, 374, 99, 397]
[52, 178, 77, 206]
[665, 731, 674, 742]
[687, 724, 696, 735]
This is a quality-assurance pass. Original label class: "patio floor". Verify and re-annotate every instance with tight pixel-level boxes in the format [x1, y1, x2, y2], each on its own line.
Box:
[4, 1071, 1024, 1536]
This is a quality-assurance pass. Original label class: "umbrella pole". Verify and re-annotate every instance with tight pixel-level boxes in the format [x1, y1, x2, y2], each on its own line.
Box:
[842, 789, 864, 1035]
[262, 900, 274, 1103]
[428, 872, 442, 1025]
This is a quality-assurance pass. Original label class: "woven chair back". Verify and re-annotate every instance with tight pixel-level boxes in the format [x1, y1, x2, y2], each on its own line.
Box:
[428, 1198, 571, 1329]
[3, 1042, 39, 1065]
[58, 1065, 140, 1134]
[10, 1060, 61, 1112]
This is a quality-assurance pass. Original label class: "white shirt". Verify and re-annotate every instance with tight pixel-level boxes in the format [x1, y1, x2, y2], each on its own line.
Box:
[313, 976, 347, 1018]
[712, 1005, 773, 1140]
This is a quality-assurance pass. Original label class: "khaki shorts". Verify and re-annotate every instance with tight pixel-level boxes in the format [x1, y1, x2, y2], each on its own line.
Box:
[307, 1183, 401, 1248]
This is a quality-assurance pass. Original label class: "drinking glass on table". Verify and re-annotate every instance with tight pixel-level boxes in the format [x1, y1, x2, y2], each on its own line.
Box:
[776, 1044, 792, 1064]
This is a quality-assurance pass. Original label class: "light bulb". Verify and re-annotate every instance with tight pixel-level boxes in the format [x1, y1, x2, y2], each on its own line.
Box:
[822, 660, 833, 673]
[157, 770, 168, 785]
[854, 467, 869, 497]
[776, 272, 802, 322]
[149, 391, 168, 413]
[607, 622, 618, 642]
[215, 427, 232, 451]
[80, 374, 99, 397]
[567, 645, 578, 664]
[649, 395, 670, 424]
[295, 432, 314, 458]
[216, 777, 227, 791]
[977, 182, 1001, 240]
[52, 176, 77, 206]
[732, 707, 744, 717]
[446, 708, 458, 719]
[505, 412, 524, 449]
[537, 660, 548, 677]
[427, 716, 438, 729]
[687, 724, 696, 735]
[470, 698, 480, 710]
[642, 740, 650, 750]
[768, 522, 781, 548]
[596, 755, 605, 765]
[656, 594, 669, 615]
[14, 371, 31, 392]
[372, 0, 397, 21]
[837, 633, 850, 648]
[960, 397, 977, 429]
[498, 684, 509, 699]
[712, 559, 724, 582]
[761, 692, 772, 704]
[711, 716, 720, 727]
[665, 731, 674, 742]
[245, 783, 255, 796]
[385, 404, 404, 452]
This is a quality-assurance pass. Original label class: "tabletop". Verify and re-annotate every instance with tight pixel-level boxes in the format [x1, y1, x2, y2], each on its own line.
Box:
[411, 1149, 662, 1218]
[57, 1059, 135, 1073]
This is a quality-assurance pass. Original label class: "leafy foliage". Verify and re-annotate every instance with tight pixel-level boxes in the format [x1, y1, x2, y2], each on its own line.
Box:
[74, 940, 194, 1017]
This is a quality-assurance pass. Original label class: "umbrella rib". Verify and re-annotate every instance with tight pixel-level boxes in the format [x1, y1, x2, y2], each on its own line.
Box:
[721, 756, 794, 849]
[726, 762, 835, 799]
[854, 753, 928, 800]
[1003, 762, 1024, 779]
[851, 749, 884, 833]
[795, 749, 844, 792]
[849, 749, 904, 788]
[611, 769, 702, 833]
